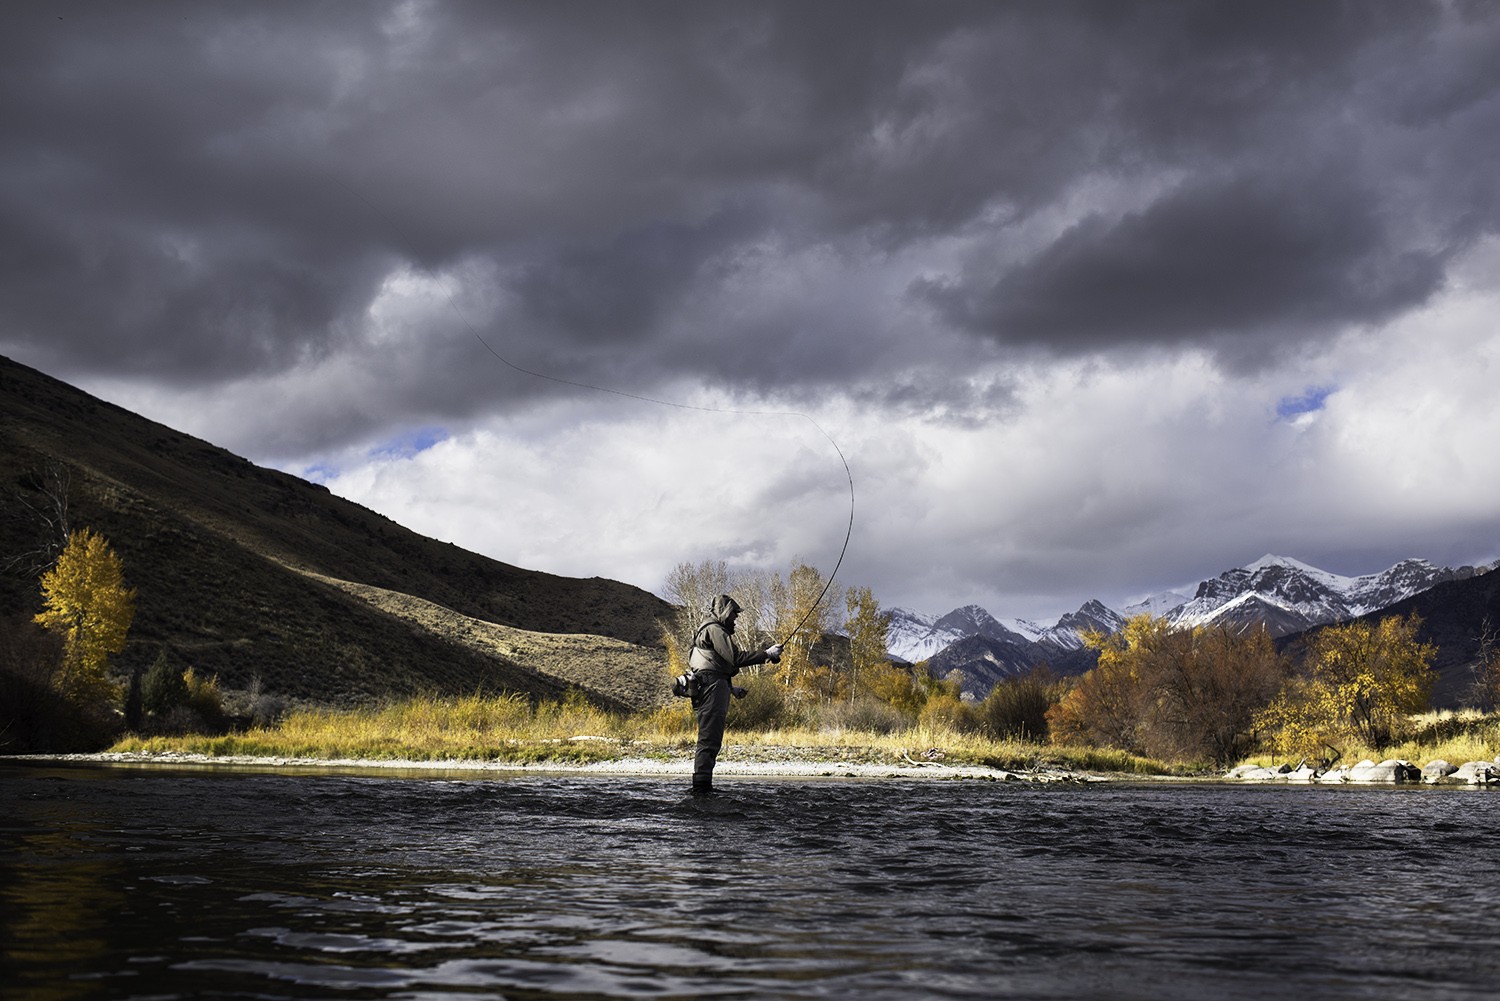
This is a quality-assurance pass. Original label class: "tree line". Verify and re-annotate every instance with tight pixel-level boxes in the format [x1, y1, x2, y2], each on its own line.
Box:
[6, 525, 1494, 765]
[664, 558, 1499, 767]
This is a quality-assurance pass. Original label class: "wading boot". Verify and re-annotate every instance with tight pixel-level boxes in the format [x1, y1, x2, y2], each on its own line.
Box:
[691, 777, 714, 798]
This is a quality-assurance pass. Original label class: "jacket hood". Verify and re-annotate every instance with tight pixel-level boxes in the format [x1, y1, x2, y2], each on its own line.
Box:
[704, 594, 741, 632]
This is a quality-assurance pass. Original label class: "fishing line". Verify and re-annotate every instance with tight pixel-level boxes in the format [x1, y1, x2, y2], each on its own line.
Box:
[345, 183, 853, 644]
[461, 321, 854, 645]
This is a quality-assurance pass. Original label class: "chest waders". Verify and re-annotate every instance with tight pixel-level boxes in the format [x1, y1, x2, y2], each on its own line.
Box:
[689, 624, 735, 797]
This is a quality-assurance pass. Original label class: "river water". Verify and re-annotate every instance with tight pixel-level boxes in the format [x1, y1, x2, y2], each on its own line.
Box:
[3, 762, 1498, 1001]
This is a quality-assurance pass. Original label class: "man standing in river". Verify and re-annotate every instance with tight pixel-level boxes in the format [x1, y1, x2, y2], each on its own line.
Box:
[688, 594, 781, 798]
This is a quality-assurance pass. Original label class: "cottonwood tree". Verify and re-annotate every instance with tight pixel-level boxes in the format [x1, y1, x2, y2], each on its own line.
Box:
[1048, 615, 1290, 765]
[1048, 615, 1166, 754]
[1257, 614, 1436, 755]
[844, 585, 891, 700]
[34, 528, 136, 707]
[769, 562, 837, 698]
[1147, 623, 1289, 765]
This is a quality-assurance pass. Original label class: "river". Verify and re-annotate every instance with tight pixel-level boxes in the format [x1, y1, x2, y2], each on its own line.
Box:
[2, 761, 1497, 1000]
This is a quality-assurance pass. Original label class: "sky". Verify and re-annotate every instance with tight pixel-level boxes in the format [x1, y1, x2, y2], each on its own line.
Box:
[4, 1, 1500, 623]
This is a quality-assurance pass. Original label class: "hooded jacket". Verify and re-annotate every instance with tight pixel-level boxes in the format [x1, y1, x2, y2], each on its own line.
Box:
[688, 594, 770, 677]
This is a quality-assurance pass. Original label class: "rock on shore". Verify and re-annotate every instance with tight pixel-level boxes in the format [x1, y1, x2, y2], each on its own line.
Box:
[1227, 756, 1500, 784]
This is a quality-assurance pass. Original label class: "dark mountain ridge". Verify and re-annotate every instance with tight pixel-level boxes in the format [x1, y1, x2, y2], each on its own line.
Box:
[1278, 570, 1500, 709]
[1, 354, 673, 711]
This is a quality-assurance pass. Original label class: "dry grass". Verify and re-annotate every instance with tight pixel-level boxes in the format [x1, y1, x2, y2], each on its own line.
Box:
[108, 692, 1180, 774]
[1241, 709, 1500, 769]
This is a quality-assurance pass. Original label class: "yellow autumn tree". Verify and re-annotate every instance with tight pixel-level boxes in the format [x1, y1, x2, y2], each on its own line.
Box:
[769, 562, 837, 699]
[845, 585, 891, 699]
[34, 529, 136, 706]
[1256, 614, 1436, 756]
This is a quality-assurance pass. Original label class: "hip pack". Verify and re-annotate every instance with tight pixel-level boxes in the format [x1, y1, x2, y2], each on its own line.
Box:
[672, 624, 730, 699]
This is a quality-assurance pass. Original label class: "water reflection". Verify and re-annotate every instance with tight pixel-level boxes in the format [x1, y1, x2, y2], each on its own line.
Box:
[3, 762, 1499, 1000]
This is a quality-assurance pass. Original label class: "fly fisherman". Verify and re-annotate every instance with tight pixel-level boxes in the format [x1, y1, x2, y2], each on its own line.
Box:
[688, 594, 781, 798]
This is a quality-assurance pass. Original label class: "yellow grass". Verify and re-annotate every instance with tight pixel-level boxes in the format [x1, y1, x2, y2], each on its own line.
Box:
[108, 692, 1180, 775]
[1239, 709, 1500, 770]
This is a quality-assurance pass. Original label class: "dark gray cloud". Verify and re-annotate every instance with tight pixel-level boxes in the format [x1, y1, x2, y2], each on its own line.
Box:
[2, 0, 1498, 426]
[917, 171, 1451, 364]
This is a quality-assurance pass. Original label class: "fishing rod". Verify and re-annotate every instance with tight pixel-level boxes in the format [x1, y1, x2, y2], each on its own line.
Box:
[465, 322, 855, 648]
[775, 424, 853, 647]
[342, 183, 855, 643]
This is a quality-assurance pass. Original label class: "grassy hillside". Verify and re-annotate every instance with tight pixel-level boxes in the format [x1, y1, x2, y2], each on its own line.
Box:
[0, 355, 674, 712]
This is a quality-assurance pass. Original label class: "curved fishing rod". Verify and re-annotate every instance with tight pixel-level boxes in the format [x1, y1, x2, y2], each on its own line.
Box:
[341, 183, 855, 644]
[463, 324, 855, 646]
[464, 316, 854, 648]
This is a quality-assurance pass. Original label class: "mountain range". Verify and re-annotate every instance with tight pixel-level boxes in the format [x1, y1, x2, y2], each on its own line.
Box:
[6, 351, 1497, 717]
[892, 554, 1493, 702]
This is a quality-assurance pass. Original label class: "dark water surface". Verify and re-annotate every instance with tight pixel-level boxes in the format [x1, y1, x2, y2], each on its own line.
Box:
[3, 763, 1498, 1000]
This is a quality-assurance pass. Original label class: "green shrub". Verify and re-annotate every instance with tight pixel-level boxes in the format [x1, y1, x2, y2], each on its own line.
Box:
[979, 668, 1060, 742]
[183, 667, 227, 733]
[141, 650, 187, 716]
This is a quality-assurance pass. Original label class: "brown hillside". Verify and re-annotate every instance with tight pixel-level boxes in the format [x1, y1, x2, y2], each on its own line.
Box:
[0, 354, 674, 711]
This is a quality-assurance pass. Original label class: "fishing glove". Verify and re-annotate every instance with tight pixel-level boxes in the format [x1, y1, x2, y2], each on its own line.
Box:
[765, 644, 782, 663]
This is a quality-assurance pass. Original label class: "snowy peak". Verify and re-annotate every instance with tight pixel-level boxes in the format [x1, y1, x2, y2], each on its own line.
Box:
[1170, 556, 1472, 634]
[1039, 600, 1127, 650]
[885, 607, 955, 664]
[885, 554, 1479, 698]
[887, 600, 1119, 663]
[1245, 553, 1334, 578]
[932, 604, 1009, 638]
[1123, 590, 1192, 618]
[887, 603, 1030, 663]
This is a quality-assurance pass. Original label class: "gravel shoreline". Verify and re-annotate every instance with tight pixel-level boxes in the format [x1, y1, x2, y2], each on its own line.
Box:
[8, 750, 1111, 783]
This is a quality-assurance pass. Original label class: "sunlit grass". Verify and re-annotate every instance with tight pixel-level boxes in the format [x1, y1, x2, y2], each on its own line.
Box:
[108, 691, 1182, 775]
[1237, 709, 1500, 770]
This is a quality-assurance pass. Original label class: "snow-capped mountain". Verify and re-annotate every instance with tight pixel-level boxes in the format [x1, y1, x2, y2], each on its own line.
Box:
[1033, 599, 1127, 651]
[886, 604, 1041, 663]
[888, 598, 1125, 699]
[1123, 590, 1192, 618]
[892, 554, 1484, 700]
[885, 607, 966, 664]
[1166, 555, 1476, 635]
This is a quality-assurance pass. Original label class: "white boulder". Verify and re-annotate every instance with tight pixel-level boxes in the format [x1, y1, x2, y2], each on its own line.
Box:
[1421, 759, 1458, 783]
[1346, 759, 1420, 783]
[1451, 760, 1498, 785]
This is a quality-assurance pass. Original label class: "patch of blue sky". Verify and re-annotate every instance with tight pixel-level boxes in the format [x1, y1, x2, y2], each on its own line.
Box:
[301, 463, 340, 484]
[369, 425, 449, 460]
[1276, 385, 1336, 421]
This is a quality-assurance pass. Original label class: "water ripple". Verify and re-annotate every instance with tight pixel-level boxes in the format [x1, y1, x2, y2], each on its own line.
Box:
[3, 765, 1499, 1000]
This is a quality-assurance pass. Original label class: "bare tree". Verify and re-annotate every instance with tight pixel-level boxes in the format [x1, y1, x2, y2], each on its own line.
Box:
[5, 460, 73, 577]
[1468, 616, 1500, 712]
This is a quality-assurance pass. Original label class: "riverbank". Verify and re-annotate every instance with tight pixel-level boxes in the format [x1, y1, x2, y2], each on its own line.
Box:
[7, 747, 1114, 783]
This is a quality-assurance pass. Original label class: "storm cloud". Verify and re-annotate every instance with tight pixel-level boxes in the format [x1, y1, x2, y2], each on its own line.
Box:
[4, 1, 1499, 619]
